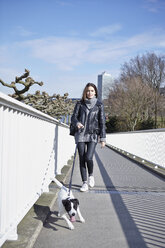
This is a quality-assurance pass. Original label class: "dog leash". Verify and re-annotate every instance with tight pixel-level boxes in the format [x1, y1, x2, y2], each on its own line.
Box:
[68, 144, 78, 197]
[68, 127, 84, 196]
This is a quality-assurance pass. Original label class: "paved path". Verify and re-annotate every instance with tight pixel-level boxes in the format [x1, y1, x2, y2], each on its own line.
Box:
[33, 145, 165, 248]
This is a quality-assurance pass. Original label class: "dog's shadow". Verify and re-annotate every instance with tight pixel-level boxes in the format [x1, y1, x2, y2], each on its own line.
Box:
[43, 211, 70, 231]
[44, 210, 82, 230]
[33, 204, 70, 231]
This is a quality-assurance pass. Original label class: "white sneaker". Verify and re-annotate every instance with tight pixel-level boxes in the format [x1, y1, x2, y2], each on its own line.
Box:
[80, 182, 88, 192]
[89, 176, 95, 188]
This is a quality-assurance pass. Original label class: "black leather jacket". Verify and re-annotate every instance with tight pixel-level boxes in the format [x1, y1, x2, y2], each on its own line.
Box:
[71, 100, 106, 139]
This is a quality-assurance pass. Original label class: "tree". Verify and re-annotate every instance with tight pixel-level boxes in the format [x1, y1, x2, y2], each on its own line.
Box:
[0, 69, 43, 100]
[0, 69, 74, 121]
[121, 52, 165, 89]
[120, 52, 165, 128]
[107, 77, 155, 131]
[23, 91, 74, 120]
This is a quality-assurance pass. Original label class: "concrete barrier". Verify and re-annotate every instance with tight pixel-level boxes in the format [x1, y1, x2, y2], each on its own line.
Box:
[0, 92, 75, 246]
[106, 129, 165, 169]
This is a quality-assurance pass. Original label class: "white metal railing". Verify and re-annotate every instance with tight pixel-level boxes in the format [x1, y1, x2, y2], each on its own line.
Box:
[106, 129, 165, 168]
[0, 92, 75, 246]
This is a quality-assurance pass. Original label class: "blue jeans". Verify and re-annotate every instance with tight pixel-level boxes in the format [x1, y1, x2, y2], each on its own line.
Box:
[77, 142, 97, 182]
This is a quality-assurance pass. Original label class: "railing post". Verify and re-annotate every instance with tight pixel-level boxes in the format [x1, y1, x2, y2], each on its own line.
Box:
[8, 227, 18, 241]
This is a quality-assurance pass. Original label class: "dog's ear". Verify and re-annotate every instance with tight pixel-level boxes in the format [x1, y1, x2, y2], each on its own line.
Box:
[62, 199, 72, 212]
[62, 199, 68, 206]
[71, 198, 79, 205]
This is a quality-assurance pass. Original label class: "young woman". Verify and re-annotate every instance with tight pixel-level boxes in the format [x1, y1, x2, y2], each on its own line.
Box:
[71, 83, 106, 192]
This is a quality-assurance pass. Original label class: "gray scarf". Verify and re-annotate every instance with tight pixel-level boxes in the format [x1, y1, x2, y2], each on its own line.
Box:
[84, 97, 97, 110]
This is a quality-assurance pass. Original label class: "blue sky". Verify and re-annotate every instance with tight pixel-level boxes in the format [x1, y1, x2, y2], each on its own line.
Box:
[0, 0, 165, 98]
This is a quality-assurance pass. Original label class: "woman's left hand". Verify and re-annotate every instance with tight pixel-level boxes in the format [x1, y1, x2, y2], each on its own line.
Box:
[101, 141, 105, 148]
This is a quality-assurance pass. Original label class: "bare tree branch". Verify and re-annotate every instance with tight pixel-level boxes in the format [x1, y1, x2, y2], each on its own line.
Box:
[0, 69, 74, 121]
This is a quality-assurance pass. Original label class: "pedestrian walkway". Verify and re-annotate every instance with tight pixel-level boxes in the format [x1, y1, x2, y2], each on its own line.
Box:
[33, 145, 165, 248]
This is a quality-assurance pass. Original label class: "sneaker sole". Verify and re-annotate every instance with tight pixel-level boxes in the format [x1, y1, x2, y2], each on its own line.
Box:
[80, 189, 89, 192]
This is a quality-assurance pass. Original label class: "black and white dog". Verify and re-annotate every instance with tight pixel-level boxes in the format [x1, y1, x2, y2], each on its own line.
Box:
[51, 177, 85, 230]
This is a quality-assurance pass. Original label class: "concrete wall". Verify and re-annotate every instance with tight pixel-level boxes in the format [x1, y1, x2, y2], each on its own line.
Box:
[106, 129, 165, 169]
[0, 92, 75, 246]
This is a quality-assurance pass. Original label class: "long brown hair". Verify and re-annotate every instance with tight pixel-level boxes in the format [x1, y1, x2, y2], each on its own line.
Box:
[81, 83, 98, 101]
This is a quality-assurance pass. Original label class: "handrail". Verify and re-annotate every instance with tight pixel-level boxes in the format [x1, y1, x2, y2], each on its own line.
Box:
[0, 91, 68, 127]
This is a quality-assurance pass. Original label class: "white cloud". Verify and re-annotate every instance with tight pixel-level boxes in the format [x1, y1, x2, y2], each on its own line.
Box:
[0, 68, 19, 82]
[50, 73, 97, 97]
[20, 37, 91, 70]
[159, 41, 165, 47]
[0, 45, 9, 63]
[90, 24, 122, 37]
[12, 26, 35, 37]
[143, 0, 165, 12]
[2, 28, 164, 74]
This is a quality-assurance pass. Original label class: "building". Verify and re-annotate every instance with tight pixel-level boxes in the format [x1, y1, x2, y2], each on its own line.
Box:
[97, 71, 114, 101]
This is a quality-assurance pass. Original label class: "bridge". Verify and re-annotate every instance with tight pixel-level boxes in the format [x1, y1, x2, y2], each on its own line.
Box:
[0, 92, 165, 248]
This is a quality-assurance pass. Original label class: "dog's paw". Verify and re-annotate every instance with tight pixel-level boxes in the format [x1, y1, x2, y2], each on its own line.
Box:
[50, 177, 55, 182]
[80, 217, 85, 223]
[69, 224, 74, 230]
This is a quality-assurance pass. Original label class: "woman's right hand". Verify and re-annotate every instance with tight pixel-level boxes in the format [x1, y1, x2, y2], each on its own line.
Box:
[77, 123, 84, 129]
